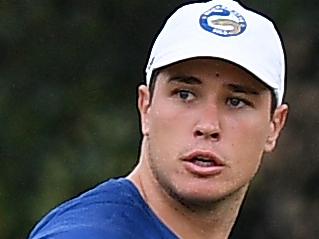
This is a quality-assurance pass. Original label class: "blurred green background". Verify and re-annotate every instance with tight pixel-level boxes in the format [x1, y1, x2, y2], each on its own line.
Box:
[0, 1, 318, 238]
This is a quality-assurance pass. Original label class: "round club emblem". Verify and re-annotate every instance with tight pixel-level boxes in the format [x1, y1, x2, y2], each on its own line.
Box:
[199, 5, 247, 37]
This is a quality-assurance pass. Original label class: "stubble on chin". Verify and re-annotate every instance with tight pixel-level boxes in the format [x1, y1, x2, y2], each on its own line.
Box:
[145, 136, 249, 214]
[146, 136, 224, 213]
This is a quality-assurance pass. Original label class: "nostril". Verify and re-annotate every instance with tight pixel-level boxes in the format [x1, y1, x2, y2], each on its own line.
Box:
[194, 129, 220, 140]
[210, 132, 220, 140]
[194, 130, 204, 137]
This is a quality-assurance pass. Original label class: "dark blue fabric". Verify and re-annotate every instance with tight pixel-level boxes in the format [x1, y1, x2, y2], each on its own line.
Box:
[28, 178, 178, 239]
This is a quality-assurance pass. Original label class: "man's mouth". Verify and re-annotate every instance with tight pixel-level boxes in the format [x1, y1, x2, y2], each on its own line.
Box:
[181, 151, 225, 176]
[184, 151, 225, 166]
[191, 157, 217, 167]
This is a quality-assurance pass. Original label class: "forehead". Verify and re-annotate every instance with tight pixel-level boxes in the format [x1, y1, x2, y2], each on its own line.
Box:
[157, 58, 269, 90]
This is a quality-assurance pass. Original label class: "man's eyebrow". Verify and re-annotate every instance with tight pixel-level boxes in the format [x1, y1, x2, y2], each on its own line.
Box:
[167, 76, 202, 85]
[227, 83, 261, 95]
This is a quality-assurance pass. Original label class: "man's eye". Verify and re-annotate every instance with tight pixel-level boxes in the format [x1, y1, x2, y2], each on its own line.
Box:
[177, 90, 195, 101]
[227, 97, 249, 108]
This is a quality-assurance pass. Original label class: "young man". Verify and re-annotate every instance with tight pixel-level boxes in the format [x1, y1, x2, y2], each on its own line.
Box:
[29, 0, 288, 238]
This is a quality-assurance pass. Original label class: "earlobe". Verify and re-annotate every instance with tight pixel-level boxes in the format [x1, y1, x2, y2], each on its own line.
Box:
[264, 104, 289, 152]
[138, 85, 151, 136]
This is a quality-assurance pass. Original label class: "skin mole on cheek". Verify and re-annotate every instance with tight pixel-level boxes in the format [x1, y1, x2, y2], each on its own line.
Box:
[215, 72, 220, 77]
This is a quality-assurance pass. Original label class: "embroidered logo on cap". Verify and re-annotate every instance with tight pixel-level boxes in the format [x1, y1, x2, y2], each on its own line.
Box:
[199, 5, 247, 37]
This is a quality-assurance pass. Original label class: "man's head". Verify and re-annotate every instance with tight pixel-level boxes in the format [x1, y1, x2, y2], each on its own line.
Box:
[136, 0, 288, 208]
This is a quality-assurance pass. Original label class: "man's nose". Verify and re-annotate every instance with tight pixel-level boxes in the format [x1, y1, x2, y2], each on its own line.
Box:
[193, 105, 221, 141]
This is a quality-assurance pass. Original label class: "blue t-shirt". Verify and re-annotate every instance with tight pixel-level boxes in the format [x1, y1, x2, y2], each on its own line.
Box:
[28, 178, 178, 239]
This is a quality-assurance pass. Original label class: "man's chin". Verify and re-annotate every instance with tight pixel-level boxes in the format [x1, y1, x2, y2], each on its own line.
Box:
[165, 186, 229, 210]
[165, 182, 249, 212]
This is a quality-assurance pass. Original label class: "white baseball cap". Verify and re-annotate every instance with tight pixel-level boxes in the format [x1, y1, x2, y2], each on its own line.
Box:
[145, 0, 286, 106]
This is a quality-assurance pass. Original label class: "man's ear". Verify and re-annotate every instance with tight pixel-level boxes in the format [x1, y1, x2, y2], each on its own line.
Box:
[264, 104, 289, 152]
[138, 85, 151, 136]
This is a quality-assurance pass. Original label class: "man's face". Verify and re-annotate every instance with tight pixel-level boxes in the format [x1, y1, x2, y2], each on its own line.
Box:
[138, 58, 288, 206]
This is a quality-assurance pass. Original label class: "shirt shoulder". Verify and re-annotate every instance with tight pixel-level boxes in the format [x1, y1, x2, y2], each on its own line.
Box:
[28, 178, 178, 239]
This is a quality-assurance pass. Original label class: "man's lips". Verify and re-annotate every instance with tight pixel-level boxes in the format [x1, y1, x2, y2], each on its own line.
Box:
[182, 150, 225, 166]
[181, 150, 225, 177]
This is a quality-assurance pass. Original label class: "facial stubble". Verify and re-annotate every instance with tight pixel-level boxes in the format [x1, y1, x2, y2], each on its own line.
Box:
[145, 135, 249, 214]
